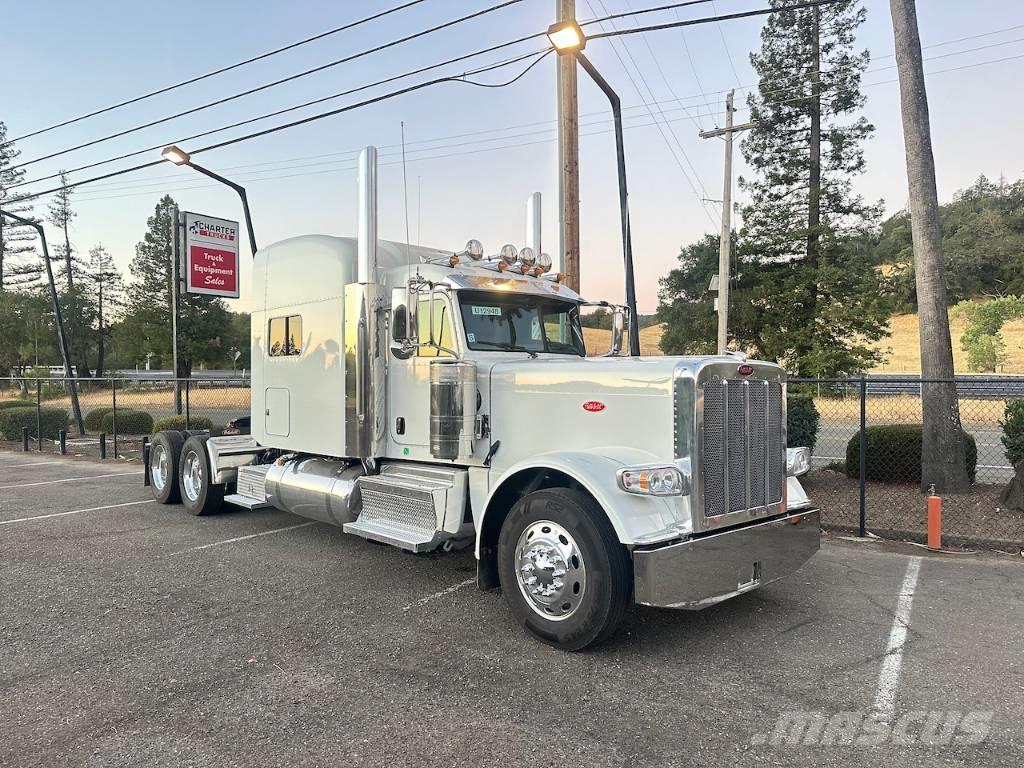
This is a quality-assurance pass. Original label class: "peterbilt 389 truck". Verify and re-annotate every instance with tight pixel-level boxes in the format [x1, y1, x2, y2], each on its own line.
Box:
[147, 146, 819, 650]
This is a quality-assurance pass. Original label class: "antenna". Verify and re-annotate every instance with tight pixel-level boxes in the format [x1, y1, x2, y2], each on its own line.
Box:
[400, 121, 412, 262]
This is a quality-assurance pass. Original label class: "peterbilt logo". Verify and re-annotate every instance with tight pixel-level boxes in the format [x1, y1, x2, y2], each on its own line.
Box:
[582, 401, 606, 412]
[737, 364, 754, 376]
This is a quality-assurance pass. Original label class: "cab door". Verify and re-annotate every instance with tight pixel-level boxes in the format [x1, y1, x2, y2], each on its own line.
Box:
[387, 294, 458, 461]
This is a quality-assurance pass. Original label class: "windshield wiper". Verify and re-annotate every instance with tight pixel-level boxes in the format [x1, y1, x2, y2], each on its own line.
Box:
[471, 340, 538, 358]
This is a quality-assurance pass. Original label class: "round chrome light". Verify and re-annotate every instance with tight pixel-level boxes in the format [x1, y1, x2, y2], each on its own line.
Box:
[536, 252, 553, 274]
[464, 239, 484, 260]
[499, 244, 518, 265]
[519, 246, 536, 268]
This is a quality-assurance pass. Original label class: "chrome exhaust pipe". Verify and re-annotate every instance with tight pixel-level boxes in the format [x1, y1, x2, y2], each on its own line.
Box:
[357, 146, 378, 284]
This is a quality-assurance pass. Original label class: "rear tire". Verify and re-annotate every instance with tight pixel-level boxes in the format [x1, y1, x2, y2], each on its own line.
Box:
[497, 488, 631, 651]
[150, 431, 184, 504]
[178, 435, 225, 516]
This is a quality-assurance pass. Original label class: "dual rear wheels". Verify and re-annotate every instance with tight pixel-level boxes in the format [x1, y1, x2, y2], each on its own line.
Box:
[149, 431, 224, 516]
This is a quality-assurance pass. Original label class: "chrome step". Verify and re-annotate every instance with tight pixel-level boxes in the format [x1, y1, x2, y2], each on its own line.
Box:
[343, 464, 467, 552]
[224, 464, 273, 510]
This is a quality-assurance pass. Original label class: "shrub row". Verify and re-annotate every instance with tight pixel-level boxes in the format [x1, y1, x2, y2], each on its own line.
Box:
[84, 407, 114, 431]
[0, 400, 32, 410]
[0, 407, 69, 441]
[100, 409, 155, 435]
[1002, 400, 1024, 468]
[152, 415, 214, 433]
[846, 424, 977, 484]
[787, 393, 820, 451]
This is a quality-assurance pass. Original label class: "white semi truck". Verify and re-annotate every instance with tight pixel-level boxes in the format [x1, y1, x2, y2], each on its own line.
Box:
[147, 147, 819, 650]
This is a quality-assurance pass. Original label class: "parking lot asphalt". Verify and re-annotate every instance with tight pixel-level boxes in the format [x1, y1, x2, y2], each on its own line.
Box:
[1, 450, 1022, 768]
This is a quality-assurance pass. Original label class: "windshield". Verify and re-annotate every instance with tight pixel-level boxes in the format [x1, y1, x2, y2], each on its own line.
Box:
[458, 291, 586, 356]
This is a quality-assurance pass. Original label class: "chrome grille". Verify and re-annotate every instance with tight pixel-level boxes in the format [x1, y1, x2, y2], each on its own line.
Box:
[701, 378, 784, 519]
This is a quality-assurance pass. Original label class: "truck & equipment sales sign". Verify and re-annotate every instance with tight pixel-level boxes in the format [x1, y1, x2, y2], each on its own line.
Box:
[184, 211, 240, 298]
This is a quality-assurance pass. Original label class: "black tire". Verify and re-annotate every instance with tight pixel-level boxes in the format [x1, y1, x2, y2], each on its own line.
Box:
[149, 430, 184, 504]
[177, 435, 225, 516]
[497, 488, 632, 651]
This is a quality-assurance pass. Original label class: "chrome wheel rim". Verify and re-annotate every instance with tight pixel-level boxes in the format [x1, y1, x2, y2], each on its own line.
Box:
[182, 450, 203, 503]
[151, 444, 168, 493]
[515, 520, 586, 621]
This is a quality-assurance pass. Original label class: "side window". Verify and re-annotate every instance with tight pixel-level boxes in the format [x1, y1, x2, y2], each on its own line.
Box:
[415, 298, 455, 358]
[268, 315, 302, 357]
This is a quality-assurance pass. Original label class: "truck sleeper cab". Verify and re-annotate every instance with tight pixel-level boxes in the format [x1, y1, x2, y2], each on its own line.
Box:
[147, 147, 819, 651]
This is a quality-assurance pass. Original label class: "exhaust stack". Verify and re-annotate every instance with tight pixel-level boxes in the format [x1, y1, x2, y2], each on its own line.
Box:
[526, 192, 542, 256]
[357, 146, 378, 284]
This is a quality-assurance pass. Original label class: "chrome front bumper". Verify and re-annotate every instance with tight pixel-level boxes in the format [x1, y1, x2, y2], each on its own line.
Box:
[632, 509, 820, 609]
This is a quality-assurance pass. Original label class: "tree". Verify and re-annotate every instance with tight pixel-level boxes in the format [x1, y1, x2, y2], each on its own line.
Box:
[737, 0, 887, 376]
[0, 121, 39, 290]
[82, 245, 124, 376]
[123, 195, 233, 376]
[890, 0, 969, 492]
[953, 297, 1024, 373]
[47, 172, 80, 290]
[657, 234, 721, 355]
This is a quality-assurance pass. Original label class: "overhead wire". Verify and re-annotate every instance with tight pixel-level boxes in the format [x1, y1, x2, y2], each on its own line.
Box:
[2, 0, 434, 146]
[10, 0, 531, 171]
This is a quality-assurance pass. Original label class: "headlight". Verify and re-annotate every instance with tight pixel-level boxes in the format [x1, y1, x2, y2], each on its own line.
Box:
[616, 465, 690, 496]
[786, 447, 810, 477]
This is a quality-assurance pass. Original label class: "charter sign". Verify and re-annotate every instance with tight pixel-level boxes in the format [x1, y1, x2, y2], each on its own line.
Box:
[184, 212, 240, 299]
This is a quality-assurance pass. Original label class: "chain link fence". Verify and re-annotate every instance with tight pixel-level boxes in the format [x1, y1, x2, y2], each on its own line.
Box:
[4, 374, 1022, 551]
[792, 377, 1024, 552]
[0, 376, 250, 461]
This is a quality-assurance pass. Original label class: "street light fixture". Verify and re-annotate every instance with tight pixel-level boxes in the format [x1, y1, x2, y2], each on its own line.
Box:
[160, 145, 257, 256]
[547, 20, 586, 53]
[548, 24, 640, 356]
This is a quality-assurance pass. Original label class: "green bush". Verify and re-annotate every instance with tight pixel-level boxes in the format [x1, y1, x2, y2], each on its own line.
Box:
[846, 424, 977, 484]
[1001, 400, 1024, 468]
[100, 409, 154, 435]
[84, 407, 114, 431]
[152, 415, 213, 433]
[0, 399, 31, 410]
[787, 394, 820, 451]
[0, 407, 69, 440]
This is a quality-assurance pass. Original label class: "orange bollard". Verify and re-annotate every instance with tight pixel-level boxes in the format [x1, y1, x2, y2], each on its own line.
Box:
[927, 486, 942, 550]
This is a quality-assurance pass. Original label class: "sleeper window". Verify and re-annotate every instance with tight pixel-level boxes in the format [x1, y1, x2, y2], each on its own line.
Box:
[268, 315, 302, 356]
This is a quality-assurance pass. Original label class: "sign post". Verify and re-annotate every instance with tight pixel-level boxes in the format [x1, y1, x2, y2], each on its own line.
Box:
[171, 211, 241, 414]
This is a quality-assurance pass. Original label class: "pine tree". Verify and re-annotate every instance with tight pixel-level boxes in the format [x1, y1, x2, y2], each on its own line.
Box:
[123, 195, 231, 375]
[0, 121, 40, 290]
[736, 0, 888, 376]
[82, 244, 123, 376]
[47, 172, 82, 290]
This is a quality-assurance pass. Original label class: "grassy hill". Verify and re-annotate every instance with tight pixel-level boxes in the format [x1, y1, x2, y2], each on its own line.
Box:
[584, 325, 665, 356]
[870, 313, 1024, 374]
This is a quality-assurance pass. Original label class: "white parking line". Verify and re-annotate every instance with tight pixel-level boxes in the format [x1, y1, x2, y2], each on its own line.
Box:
[170, 521, 317, 555]
[0, 499, 155, 526]
[0, 472, 138, 490]
[403, 578, 475, 611]
[872, 556, 922, 721]
[0, 460, 73, 468]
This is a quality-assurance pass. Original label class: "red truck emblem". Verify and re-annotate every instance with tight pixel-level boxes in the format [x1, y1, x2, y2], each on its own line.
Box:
[582, 400, 606, 412]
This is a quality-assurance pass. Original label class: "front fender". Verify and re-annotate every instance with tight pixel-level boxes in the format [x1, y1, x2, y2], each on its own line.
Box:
[476, 447, 694, 557]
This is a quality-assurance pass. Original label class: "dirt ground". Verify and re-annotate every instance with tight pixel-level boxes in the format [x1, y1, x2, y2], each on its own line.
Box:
[803, 469, 1024, 552]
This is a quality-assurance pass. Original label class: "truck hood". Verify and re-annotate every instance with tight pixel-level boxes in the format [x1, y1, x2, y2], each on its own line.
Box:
[485, 356, 683, 472]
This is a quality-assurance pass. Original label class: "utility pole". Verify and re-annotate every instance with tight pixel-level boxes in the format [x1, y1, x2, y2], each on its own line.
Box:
[700, 90, 752, 354]
[556, 0, 580, 293]
[889, 0, 969, 492]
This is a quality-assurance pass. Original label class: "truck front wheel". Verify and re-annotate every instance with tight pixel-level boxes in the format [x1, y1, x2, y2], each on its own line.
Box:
[497, 488, 631, 651]
[178, 435, 225, 516]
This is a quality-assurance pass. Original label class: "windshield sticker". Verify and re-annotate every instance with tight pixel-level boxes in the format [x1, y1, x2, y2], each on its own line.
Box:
[467, 332, 476, 342]
[471, 306, 502, 316]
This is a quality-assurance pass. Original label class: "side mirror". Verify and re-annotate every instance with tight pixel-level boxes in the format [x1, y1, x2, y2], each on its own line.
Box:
[390, 285, 418, 347]
[608, 306, 628, 357]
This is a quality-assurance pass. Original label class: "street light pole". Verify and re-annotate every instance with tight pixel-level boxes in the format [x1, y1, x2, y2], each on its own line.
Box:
[0, 208, 85, 435]
[575, 52, 640, 358]
[548, 21, 640, 356]
[160, 146, 257, 257]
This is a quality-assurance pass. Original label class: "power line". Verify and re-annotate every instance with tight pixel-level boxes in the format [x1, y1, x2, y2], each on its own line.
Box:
[3, 0, 434, 146]
[8, 52, 551, 205]
[10, 0, 530, 171]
